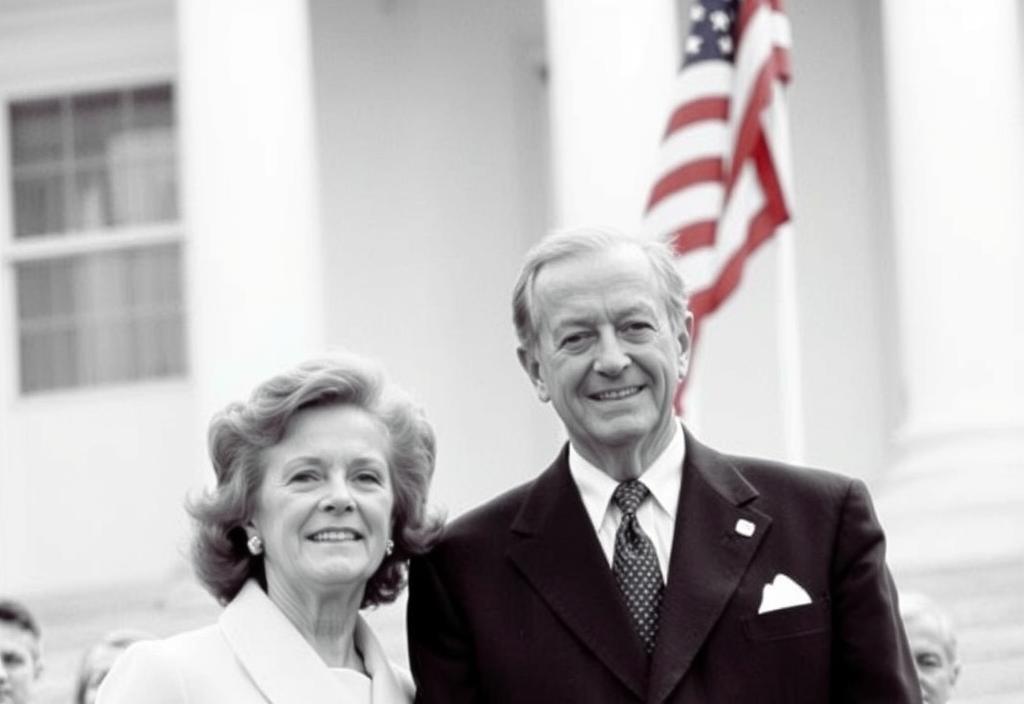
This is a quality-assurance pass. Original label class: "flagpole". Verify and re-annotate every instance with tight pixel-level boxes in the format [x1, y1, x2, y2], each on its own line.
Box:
[776, 223, 806, 464]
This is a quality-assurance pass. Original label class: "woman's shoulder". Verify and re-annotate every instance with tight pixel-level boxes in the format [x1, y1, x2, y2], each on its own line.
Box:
[96, 625, 225, 703]
[122, 623, 225, 666]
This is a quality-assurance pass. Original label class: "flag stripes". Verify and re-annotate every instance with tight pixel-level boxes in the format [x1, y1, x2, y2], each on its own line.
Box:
[644, 0, 794, 342]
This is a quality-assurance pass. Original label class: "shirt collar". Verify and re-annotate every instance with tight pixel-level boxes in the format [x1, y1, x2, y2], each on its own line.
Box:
[568, 422, 685, 530]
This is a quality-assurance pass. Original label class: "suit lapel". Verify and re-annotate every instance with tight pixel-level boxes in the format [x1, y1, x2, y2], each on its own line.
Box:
[647, 430, 771, 704]
[506, 448, 648, 700]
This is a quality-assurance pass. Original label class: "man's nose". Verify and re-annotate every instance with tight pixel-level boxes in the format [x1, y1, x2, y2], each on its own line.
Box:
[593, 333, 630, 376]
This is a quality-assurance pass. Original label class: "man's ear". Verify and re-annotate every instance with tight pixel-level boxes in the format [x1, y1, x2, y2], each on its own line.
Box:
[677, 311, 695, 379]
[517, 345, 550, 403]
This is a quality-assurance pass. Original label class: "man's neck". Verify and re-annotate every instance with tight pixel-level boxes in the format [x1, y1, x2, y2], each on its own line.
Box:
[570, 425, 678, 481]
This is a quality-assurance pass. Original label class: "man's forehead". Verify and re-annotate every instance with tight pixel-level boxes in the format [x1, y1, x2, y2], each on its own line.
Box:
[543, 299, 660, 329]
[906, 619, 953, 656]
[0, 621, 37, 656]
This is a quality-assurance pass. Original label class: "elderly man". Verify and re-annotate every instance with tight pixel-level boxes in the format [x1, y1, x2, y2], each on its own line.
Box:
[408, 228, 920, 702]
[901, 593, 961, 704]
[0, 599, 42, 704]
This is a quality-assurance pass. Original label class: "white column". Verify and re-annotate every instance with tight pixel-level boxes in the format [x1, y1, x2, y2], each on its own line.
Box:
[877, 0, 1024, 570]
[178, 0, 326, 474]
[544, 0, 679, 230]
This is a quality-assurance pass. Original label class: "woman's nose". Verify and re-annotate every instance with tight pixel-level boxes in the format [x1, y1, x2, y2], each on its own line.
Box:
[319, 475, 355, 512]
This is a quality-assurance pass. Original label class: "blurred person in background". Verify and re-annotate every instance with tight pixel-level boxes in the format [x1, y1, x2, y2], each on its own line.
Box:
[0, 599, 42, 704]
[73, 629, 152, 704]
[98, 355, 442, 704]
[901, 593, 961, 704]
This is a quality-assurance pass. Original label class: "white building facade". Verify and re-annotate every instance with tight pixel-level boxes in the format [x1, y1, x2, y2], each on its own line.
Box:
[0, 0, 1021, 699]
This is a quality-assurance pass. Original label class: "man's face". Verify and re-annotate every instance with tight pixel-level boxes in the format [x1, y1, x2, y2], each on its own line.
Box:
[905, 616, 959, 704]
[519, 246, 690, 466]
[0, 622, 38, 704]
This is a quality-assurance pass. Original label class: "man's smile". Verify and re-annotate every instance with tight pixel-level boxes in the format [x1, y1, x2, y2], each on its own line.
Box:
[588, 385, 643, 401]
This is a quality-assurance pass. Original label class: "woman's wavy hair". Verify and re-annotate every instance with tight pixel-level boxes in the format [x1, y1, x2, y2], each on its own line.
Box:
[188, 354, 443, 607]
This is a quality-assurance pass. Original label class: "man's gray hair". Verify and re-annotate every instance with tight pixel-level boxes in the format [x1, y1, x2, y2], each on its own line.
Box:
[511, 226, 688, 349]
[900, 592, 959, 664]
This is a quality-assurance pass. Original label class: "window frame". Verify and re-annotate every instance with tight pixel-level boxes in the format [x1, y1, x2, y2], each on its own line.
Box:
[0, 72, 188, 402]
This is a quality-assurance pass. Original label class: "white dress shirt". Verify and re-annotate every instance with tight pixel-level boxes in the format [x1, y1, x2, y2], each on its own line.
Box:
[568, 423, 685, 582]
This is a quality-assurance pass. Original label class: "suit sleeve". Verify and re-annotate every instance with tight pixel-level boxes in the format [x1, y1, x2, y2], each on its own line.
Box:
[407, 553, 483, 704]
[95, 641, 188, 704]
[829, 478, 921, 703]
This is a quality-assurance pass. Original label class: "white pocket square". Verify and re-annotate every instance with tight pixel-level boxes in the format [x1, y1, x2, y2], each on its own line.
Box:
[757, 573, 812, 614]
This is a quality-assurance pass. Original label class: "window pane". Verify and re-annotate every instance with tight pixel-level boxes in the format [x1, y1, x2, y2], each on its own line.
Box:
[15, 243, 186, 393]
[10, 98, 62, 165]
[70, 165, 112, 230]
[71, 91, 122, 160]
[9, 83, 177, 236]
[132, 85, 173, 130]
[107, 137, 177, 225]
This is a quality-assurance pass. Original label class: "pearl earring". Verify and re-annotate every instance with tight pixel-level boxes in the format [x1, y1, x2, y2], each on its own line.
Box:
[385, 539, 395, 557]
[247, 535, 264, 556]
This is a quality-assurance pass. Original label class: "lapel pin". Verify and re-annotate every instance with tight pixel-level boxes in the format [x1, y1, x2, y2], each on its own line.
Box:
[734, 518, 756, 537]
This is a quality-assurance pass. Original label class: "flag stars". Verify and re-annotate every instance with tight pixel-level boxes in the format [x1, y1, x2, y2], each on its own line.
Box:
[710, 9, 731, 32]
[685, 34, 704, 56]
[690, 4, 707, 22]
[718, 36, 734, 54]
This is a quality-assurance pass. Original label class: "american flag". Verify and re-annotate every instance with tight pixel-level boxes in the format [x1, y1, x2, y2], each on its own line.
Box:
[644, 0, 793, 398]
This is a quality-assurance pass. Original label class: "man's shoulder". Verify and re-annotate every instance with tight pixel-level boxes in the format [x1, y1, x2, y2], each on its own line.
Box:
[437, 477, 537, 549]
[709, 444, 861, 505]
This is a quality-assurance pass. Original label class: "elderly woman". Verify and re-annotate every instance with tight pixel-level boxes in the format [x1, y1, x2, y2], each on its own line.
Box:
[98, 356, 442, 704]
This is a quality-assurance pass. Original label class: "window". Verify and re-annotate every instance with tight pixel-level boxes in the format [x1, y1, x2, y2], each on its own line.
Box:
[6, 83, 186, 393]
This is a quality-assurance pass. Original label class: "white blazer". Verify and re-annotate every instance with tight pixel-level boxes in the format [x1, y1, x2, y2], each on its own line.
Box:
[96, 581, 413, 704]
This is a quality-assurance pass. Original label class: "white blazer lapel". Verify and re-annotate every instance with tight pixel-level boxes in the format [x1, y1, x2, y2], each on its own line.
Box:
[355, 616, 414, 704]
[219, 581, 347, 704]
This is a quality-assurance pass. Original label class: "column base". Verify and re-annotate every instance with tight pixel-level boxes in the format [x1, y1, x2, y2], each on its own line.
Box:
[876, 425, 1024, 571]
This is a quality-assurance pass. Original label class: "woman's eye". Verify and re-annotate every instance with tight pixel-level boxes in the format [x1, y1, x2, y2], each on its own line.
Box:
[355, 471, 384, 485]
[289, 470, 318, 483]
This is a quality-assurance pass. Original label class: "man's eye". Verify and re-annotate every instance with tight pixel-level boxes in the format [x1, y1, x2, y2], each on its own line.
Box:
[622, 321, 655, 338]
[560, 332, 591, 350]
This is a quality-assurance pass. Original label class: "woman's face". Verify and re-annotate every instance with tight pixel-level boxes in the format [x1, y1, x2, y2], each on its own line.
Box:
[250, 404, 395, 601]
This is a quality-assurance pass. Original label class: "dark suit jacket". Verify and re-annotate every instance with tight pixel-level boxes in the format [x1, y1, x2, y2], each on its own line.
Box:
[408, 429, 920, 703]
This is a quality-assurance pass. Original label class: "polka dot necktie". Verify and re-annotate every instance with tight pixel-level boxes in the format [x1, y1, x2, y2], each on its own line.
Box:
[612, 480, 664, 656]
